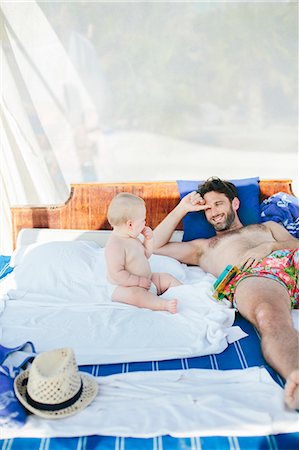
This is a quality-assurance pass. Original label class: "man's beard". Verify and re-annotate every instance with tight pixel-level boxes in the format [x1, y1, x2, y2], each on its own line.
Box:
[210, 209, 236, 232]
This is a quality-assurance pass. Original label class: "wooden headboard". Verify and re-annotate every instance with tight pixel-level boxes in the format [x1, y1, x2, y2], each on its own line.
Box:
[11, 179, 295, 249]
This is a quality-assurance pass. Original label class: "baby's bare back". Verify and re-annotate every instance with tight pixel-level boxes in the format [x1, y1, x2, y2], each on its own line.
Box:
[199, 224, 275, 277]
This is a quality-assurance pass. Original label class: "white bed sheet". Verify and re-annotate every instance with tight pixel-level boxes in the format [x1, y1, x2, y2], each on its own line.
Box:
[0, 264, 246, 364]
[0, 242, 246, 364]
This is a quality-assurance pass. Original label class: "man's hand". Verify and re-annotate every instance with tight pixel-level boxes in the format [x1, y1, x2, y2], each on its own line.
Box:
[141, 226, 153, 240]
[138, 276, 152, 289]
[180, 191, 210, 213]
[239, 243, 274, 270]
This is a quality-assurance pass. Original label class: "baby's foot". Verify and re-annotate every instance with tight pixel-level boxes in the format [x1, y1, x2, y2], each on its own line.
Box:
[165, 299, 178, 314]
[284, 369, 299, 410]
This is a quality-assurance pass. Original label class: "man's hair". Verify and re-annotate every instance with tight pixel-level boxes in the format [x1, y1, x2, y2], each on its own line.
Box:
[107, 193, 145, 227]
[197, 177, 238, 201]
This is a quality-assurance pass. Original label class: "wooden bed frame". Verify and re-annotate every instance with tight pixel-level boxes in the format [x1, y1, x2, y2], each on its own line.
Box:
[11, 179, 295, 249]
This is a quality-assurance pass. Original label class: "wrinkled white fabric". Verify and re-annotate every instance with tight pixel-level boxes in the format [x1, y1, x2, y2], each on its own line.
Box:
[0, 259, 246, 365]
[2, 367, 298, 438]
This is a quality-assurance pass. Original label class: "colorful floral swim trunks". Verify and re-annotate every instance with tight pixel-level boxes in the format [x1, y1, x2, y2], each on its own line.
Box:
[219, 248, 299, 309]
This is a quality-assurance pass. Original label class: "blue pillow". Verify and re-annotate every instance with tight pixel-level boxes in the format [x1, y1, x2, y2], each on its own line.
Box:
[0, 255, 13, 280]
[176, 177, 261, 241]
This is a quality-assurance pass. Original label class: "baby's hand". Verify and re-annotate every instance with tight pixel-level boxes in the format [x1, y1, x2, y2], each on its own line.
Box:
[141, 226, 153, 240]
[138, 276, 152, 289]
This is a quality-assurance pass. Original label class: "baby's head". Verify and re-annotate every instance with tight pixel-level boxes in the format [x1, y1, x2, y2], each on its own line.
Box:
[107, 193, 146, 230]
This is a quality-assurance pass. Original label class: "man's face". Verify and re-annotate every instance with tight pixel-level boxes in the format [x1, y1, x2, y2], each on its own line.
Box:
[203, 191, 238, 232]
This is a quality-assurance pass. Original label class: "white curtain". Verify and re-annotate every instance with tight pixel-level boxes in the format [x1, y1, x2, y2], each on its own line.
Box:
[1, 1, 103, 253]
[0, 47, 63, 253]
[1, 1, 298, 254]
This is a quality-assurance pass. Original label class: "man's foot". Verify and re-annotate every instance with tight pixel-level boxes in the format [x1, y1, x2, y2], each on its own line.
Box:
[284, 369, 299, 410]
[165, 299, 178, 314]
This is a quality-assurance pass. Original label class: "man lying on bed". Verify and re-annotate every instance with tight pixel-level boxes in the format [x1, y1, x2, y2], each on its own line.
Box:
[153, 176, 299, 410]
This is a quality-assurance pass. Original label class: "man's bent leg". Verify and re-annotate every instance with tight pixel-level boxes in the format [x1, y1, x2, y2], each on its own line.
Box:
[234, 277, 299, 409]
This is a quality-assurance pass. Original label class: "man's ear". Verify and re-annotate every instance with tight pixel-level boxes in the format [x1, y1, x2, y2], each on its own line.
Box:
[232, 197, 240, 211]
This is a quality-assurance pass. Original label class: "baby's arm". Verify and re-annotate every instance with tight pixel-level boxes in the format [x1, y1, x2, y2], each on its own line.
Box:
[141, 226, 154, 259]
[105, 241, 151, 289]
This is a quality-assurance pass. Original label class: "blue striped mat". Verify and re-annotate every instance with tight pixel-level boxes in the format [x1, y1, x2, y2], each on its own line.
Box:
[0, 255, 13, 280]
[1, 316, 298, 450]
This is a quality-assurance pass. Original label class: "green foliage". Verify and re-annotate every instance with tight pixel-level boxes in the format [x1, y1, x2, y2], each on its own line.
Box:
[38, 1, 298, 134]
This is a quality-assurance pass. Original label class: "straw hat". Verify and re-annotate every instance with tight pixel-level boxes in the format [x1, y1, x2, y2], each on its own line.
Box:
[14, 347, 98, 419]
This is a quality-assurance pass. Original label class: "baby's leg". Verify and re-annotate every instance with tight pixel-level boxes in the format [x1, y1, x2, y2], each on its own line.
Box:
[151, 273, 180, 313]
[151, 272, 182, 295]
[112, 285, 177, 313]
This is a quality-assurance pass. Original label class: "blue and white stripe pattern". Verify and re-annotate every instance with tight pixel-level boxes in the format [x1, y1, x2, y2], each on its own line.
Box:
[0, 256, 13, 280]
[1, 316, 298, 450]
[260, 192, 299, 238]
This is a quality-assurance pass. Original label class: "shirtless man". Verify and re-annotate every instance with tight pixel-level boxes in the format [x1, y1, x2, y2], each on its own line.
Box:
[105, 193, 180, 313]
[153, 177, 299, 410]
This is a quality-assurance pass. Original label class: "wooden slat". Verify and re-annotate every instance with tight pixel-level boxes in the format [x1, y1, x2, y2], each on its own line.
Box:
[259, 179, 294, 201]
[11, 179, 295, 249]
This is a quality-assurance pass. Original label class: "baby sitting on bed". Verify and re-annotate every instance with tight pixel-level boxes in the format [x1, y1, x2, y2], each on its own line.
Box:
[105, 193, 181, 313]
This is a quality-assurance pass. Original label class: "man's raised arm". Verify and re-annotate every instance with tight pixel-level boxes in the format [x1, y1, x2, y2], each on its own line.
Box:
[153, 191, 209, 250]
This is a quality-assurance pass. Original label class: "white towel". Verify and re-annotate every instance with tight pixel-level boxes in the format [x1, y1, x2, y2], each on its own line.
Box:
[2, 367, 298, 439]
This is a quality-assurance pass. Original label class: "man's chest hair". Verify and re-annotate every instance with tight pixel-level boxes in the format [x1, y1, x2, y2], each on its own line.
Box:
[207, 223, 271, 248]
